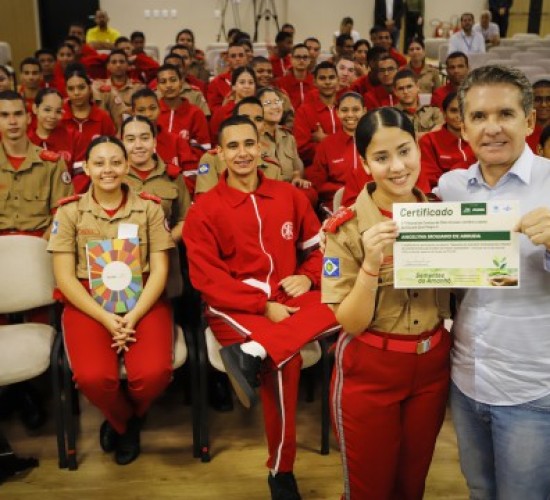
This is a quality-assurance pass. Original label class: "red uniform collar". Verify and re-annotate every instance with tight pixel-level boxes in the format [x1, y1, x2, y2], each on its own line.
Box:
[218, 169, 276, 207]
[63, 101, 104, 122]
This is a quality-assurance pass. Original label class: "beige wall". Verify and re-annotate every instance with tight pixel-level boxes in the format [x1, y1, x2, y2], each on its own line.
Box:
[102, 0, 485, 55]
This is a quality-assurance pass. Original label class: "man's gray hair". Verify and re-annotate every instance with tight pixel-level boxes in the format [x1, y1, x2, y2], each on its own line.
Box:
[457, 65, 533, 118]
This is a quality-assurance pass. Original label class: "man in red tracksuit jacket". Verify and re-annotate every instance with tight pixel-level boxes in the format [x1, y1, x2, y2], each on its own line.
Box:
[294, 61, 342, 167]
[276, 43, 315, 111]
[183, 115, 338, 500]
[206, 43, 247, 113]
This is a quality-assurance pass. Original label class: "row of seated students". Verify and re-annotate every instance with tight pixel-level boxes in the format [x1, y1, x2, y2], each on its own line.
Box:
[3, 19, 550, 499]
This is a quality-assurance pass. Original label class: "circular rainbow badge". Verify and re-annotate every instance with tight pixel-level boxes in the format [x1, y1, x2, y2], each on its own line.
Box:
[86, 238, 143, 313]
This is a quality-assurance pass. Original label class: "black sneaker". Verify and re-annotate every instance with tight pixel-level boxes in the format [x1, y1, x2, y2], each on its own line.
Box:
[219, 343, 262, 409]
[115, 417, 141, 465]
[0, 454, 39, 484]
[268, 472, 301, 500]
[99, 420, 119, 453]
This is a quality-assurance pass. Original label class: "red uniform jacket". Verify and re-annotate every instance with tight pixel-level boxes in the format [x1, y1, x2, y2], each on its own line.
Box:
[350, 73, 378, 96]
[276, 72, 315, 110]
[157, 98, 211, 153]
[431, 82, 456, 110]
[419, 125, 476, 189]
[27, 125, 77, 167]
[186, 74, 207, 95]
[61, 102, 117, 164]
[206, 71, 231, 113]
[364, 85, 396, 110]
[129, 52, 160, 84]
[526, 124, 542, 153]
[293, 97, 342, 166]
[269, 54, 292, 79]
[309, 130, 359, 208]
[183, 171, 322, 315]
[209, 101, 236, 147]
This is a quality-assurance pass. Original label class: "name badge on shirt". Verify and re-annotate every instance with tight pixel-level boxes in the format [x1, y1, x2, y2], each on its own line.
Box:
[323, 257, 340, 278]
[118, 223, 138, 239]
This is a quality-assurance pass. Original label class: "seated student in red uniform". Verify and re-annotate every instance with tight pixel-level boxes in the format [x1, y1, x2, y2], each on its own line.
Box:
[353, 39, 371, 78]
[0, 66, 11, 92]
[276, 43, 314, 111]
[350, 46, 388, 96]
[28, 88, 82, 190]
[364, 54, 398, 109]
[210, 66, 257, 146]
[68, 21, 97, 59]
[114, 35, 159, 85]
[310, 92, 366, 213]
[18, 57, 43, 121]
[270, 31, 294, 79]
[48, 135, 175, 466]
[50, 43, 77, 96]
[183, 115, 339, 499]
[131, 88, 195, 178]
[35, 49, 57, 89]
[322, 107, 452, 500]
[431, 52, 469, 110]
[61, 63, 116, 189]
[370, 25, 407, 67]
[419, 91, 476, 189]
[294, 61, 342, 168]
[207, 43, 247, 113]
[121, 115, 190, 242]
[156, 63, 211, 177]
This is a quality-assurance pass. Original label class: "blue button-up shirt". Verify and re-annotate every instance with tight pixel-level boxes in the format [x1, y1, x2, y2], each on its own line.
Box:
[435, 146, 550, 405]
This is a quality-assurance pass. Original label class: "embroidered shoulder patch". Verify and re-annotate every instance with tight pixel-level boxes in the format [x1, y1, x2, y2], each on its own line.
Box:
[198, 163, 210, 175]
[323, 257, 340, 278]
[323, 207, 354, 234]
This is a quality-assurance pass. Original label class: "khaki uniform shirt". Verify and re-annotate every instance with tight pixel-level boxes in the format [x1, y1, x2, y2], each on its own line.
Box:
[405, 62, 441, 94]
[180, 81, 210, 117]
[261, 127, 303, 182]
[398, 104, 444, 134]
[93, 79, 145, 131]
[48, 186, 174, 279]
[322, 183, 450, 335]
[124, 159, 191, 227]
[195, 151, 282, 195]
[0, 143, 73, 232]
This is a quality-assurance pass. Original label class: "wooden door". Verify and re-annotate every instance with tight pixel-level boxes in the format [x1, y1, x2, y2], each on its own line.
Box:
[542, 0, 550, 36]
[508, 0, 530, 35]
[0, 0, 39, 71]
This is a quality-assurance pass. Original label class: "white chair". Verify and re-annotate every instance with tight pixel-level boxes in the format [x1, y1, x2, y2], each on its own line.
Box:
[438, 42, 450, 68]
[468, 53, 491, 70]
[333, 187, 345, 213]
[487, 47, 516, 58]
[0, 41, 12, 66]
[499, 38, 517, 47]
[527, 48, 550, 58]
[515, 66, 546, 83]
[484, 58, 517, 67]
[532, 74, 550, 83]
[512, 33, 541, 41]
[424, 38, 449, 60]
[197, 325, 332, 461]
[144, 45, 160, 62]
[0, 236, 56, 388]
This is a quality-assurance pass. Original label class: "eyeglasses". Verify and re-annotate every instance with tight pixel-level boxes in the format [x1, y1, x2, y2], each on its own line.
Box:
[534, 96, 550, 104]
[293, 55, 309, 60]
[262, 98, 282, 106]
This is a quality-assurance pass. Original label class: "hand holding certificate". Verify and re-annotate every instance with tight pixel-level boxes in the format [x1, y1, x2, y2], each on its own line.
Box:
[393, 201, 520, 288]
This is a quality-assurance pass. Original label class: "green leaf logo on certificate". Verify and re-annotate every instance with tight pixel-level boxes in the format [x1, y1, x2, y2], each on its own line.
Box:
[393, 201, 520, 288]
[86, 238, 143, 312]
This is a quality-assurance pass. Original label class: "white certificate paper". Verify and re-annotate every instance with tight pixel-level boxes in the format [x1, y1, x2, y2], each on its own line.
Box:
[393, 201, 520, 288]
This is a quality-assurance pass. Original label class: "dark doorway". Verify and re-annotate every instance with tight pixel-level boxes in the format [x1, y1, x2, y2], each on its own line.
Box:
[38, 0, 99, 50]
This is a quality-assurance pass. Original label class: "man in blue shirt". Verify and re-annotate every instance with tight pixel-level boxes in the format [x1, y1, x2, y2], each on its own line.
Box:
[435, 65, 550, 499]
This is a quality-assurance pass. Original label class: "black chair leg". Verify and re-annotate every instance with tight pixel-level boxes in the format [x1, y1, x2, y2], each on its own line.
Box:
[51, 333, 67, 469]
[62, 354, 78, 470]
[320, 338, 333, 455]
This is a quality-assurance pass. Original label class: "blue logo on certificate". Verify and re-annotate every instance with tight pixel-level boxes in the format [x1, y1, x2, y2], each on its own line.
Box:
[323, 257, 340, 277]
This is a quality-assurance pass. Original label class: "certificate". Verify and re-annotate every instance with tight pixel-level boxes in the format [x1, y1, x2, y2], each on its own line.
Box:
[393, 201, 520, 288]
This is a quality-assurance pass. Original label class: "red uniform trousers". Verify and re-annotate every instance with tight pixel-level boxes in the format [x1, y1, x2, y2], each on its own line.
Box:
[62, 299, 173, 434]
[331, 327, 451, 500]
[207, 290, 339, 472]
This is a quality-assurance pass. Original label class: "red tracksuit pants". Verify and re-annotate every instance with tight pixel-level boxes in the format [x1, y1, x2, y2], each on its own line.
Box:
[331, 328, 451, 500]
[62, 299, 174, 434]
[207, 290, 339, 472]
